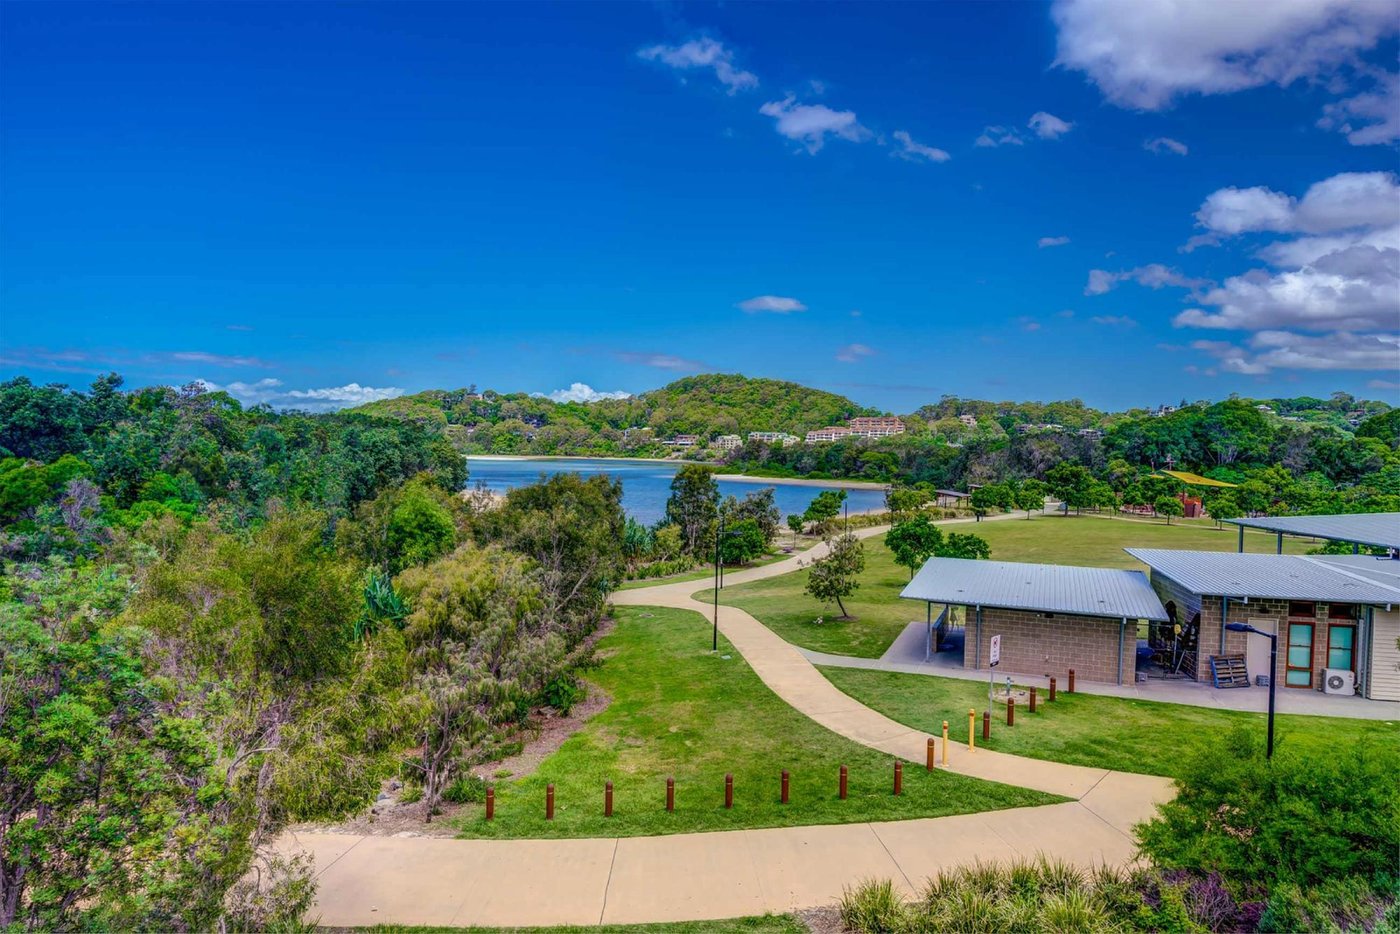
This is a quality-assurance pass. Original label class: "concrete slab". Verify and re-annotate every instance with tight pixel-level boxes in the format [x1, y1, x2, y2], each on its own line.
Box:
[602, 829, 767, 924]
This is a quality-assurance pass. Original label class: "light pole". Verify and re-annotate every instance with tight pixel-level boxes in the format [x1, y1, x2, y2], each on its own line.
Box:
[711, 517, 740, 652]
[1225, 622, 1276, 759]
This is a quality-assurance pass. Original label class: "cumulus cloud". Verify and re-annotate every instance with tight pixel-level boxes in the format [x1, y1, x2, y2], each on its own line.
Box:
[1028, 111, 1073, 139]
[1038, 236, 1071, 248]
[1051, 0, 1398, 117]
[1191, 331, 1400, 375]
[1194, 172, 1400, 238]
[737, 295, 807, 314]
[835, 343, 876, 363]
[197, 378, 403, 412]
[759, 96, 868, 153]
[892, 130, 951, 163]
[614, 351, 708, 371]
[1318, 70, 1400, 145]
[1085, 264, 1208, 295]
[974, 125, 1023, 147]
[546, 382, 632, 403]
[1144, 136, 1189, 155]
[638, 38, 758, 94]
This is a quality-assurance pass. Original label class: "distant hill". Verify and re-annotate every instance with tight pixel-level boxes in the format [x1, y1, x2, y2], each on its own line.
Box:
[353, 373, 877, 456]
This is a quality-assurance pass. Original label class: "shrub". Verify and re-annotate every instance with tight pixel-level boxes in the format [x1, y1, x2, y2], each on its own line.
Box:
[542, 674, 586, 715]
[442, 773, 489, 804]
[840, 878, 909, 933]
[1135, 727, 1400, 892]
[1258, 877, 1397, 933]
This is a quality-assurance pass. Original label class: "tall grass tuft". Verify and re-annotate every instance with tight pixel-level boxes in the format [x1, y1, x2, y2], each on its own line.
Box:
[840, 878, 908, 933]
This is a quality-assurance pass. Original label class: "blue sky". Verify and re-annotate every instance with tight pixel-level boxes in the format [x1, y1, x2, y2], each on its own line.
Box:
[2, 1, 1397, 412]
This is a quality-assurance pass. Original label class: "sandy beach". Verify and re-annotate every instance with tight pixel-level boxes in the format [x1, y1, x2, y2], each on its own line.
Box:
[466, 454, 889, 491]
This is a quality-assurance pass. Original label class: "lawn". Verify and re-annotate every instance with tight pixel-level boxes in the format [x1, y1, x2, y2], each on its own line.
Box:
[455, 606, 1060, 839]
[699, 515, 1318, 658]
[818, 666, 1399, 779]
[615, 539, 817, 591]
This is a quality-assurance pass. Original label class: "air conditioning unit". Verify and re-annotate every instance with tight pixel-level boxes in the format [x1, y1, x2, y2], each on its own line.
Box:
[1323, 668, 1355, 696]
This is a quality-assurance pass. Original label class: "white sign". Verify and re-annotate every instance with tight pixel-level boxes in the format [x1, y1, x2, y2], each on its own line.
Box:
[989, 634, 1001, 668]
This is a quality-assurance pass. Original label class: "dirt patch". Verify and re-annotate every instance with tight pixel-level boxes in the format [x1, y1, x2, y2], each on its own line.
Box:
[797, 904, 844, 933]
[286, 621, 616, 839]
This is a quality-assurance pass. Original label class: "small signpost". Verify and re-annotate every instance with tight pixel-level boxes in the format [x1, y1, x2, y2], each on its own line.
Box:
[987, 634, 1001, 720]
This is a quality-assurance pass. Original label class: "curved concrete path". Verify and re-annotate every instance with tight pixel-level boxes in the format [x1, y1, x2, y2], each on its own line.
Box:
[285, 521, 1175, 928]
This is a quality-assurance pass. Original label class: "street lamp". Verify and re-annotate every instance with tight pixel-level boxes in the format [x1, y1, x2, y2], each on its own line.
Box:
[711, 517, 741, 652]
[1225, 622, 1276, 759]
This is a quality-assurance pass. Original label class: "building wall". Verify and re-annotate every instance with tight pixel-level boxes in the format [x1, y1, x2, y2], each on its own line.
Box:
[963, 606, 1136, 685]
[1367, 608, 1400, 702]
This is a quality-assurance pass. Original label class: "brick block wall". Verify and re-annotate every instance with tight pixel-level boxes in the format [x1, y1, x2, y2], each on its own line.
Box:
[964, 606, 1136, 685]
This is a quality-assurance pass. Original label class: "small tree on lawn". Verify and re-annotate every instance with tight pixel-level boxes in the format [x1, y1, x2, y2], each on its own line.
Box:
[719, 517, 766, 565]
[886, 516, 944, 579]
[885, 487, 928, 520]
[805, 532, 865, 619]
[1014, 480, 1047, 519]
[803, 489, 846, 538]
[941, 531, 991, 560]
[1207, 491, 1241, 528]
[786, 513, 804, 548]
[1154, 495, 1185, 525]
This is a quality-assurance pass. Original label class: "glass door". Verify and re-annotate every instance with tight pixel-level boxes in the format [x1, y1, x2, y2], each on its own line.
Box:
[1286, 622, 1314, 687]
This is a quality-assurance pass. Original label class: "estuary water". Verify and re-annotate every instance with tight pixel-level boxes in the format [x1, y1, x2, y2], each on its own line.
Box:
[465, 456, 888, 526]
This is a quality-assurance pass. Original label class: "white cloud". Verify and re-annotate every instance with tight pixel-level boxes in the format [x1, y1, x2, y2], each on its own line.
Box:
[196, 378, 403, 412]
[974, 125, 1023, 148]
[1085, 264, 1208, 295]
[1052, 0, 1398, 111]
[1038, 236, 1071, 248]
[1193, 185, 1296, 236]
[1028, 111, 1073, 139]
[1192, 331, 1400, 375]
[1318, 70, 1400, 145]
[1367, 379, 1400, 391]
[737, 295, 807, 314]
[614, 351, 708, 371]
[1091, 315, 1138, 326]
[638, 38, 758, 94]
[171, 350, 272, 368]
[759, 97, 868, 153]
[835, 343, 876, 363]
[546, 382, 632, 403]
[1144, 136, 1189, 155]
[892, 130, 951, 163]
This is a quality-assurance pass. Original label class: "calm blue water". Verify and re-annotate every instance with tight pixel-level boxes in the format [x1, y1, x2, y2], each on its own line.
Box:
[466, 457, 888, 526]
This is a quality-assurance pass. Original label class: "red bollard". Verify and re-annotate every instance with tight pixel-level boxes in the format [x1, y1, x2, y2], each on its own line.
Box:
[1007, 697, 1015, 727]
[1049, 677, 1057, 702]
[605, 781, 613, 817]
[724, 773, 734, 809]
[666, 776, 675, 812]
[839, 764, 848, 800]
[546, 783, 555, 820]
[1068, 669, 1076, 693]
[926, 737, 936, 772]
[781, 770, 790, 804]
[485, 786, 494, 820]
[1029, 686, 1038, 713]
[982, 710, 991, 740]
[893, 760, 903, 796]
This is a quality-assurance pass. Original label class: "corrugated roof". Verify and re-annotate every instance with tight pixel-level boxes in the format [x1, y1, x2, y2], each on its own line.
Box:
[1224, 513, 1400, 550]
[1126, 549, 1400, 604]
[900, 557, 1168, 621]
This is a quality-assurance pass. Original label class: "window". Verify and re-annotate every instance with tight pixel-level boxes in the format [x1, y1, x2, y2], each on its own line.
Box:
[1285, 622, 1314, 687]
[1328, 604, 1358, 621]
[1327, 625, 1355, 672]
[1288, 601, 1316, 618]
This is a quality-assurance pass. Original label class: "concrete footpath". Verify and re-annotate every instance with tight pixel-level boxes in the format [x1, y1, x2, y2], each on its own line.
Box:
[286, 519, 1175, 928]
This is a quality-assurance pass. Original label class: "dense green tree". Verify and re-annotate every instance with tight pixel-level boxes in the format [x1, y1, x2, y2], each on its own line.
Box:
[0, 377, 87, 462]
[722, 486, 781, 545]
[663, 464, 720, 555]
[1154, 495, 1185, 525]
[941, 532, 992, 560]
[885, 487, 929, 519]
[885, 517, 944, 579]
[1013, 479, 1047, 518]
[719, 517, 767, 565]
[803, 489, 847, 537]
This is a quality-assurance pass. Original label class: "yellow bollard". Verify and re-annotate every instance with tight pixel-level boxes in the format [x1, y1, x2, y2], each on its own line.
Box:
[941, 720, 949, 766]
[968, 708, 976, 751]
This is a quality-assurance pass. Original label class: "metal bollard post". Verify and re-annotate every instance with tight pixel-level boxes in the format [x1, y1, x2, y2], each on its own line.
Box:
[968, 708, 976, 750]
[724, 773, 734, 809]
[546, 783, 555, 820]
[942, 721, 949, 766]
[666, 776, 675, 812]
[927, 737, 936, 772]
[1029, 686, 1037, 713]
[1068, 669, 1076, 693]
[1007, 697, 1015, 727]
[982, 710, 990, 741]
[893, 760, 903, 796]
[485, 786, 494, 820]
[781, 769, 790, 804]
[1049, 677, 1057, 702]
[605, 781, 613, 818]
[839, 764, 848, 800]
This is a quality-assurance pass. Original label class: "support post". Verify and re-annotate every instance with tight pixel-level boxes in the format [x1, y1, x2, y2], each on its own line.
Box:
[926, 737, 935, 771]
[893, 760, 902, 796]
[781, 770, 789, 804]
[839, 765, 848, 800]
[546, 784, 555, 821]
[666, 776, 674, 812]
[1049, 677, 1056, 701]
[1007, 697, 1015, 727]
[485, 786, 494, 821]
[1238, 524, 1245, 552]
[724, 773, 733, 809]
[1068, 668, 1076, 693]
[967, 708, 976, 750]
[605, 780, 613, 817]
[982, 710, 990, 740]
[1029, 686, 1037, 713]
[1276, 531, 1283, 555]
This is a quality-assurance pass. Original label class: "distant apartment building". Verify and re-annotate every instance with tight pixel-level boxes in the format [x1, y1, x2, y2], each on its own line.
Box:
[714, 434, 743, 451]
[848, 416, 906, 438]
[805, 426, 852, 444]
[747, 431, 799, 447]
[1154, 405, 1178, 418]
[1077, 428, 1104, 439]
[958, 414, 978, 428]
[666, 434, 700, 447]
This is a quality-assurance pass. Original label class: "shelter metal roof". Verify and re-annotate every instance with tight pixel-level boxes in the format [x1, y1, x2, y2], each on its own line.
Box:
[1224, 513, 1400, 550]
[900, 557, 1169, 621]
[1161, 469, 1237, 488]
[1125, 549, 1400, 605]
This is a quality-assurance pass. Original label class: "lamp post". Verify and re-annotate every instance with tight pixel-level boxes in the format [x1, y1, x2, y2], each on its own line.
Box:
[711, 517, 741, 652]
[1225, 622, 1276, 759]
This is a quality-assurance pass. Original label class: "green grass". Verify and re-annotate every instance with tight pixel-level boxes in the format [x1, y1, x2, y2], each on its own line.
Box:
[455, 606, 1060, 839]
[817, 666, 1399, 779]
[615, 542, 814, 591]
[339, 915, 807, 933]
[699, 515, 1318, 658]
